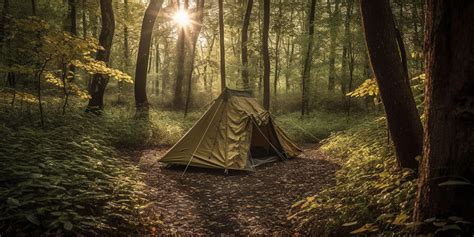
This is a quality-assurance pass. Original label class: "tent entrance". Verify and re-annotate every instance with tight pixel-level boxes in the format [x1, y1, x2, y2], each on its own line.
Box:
[249, 122, 282, 167]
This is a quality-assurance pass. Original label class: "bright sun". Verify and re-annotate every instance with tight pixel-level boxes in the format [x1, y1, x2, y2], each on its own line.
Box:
[173, 9, 190, 27]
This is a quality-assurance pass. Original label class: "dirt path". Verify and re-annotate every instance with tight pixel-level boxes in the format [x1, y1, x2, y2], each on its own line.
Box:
[135, 144, 339, 236]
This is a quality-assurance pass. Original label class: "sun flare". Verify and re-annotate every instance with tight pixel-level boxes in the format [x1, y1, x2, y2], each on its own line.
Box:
[173, 9, 190, 27]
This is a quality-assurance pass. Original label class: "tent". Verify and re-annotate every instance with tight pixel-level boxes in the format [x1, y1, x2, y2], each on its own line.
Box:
[159, 88, 302, 171]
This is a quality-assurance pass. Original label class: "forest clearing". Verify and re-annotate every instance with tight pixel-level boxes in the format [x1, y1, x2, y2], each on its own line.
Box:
[1, 0, 473, 236]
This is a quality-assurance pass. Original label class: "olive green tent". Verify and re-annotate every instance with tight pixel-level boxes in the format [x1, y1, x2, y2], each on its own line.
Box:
[159, 88, 302, 171]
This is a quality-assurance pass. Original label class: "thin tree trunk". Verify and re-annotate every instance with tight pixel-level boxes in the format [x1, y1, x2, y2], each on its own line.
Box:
[86, 0, 115, 112]
[301, 0, 317, 115]
[340, 0, 353, 97]
[66, 0, 77, 35]
[273, 0, 282, 99]
[327, 0, 339, 91]
[118, 0, 130, 104]
[82, 0, 87, 38]
[360, 0, 423, 170]
[184, 0, 205, 117]
[31, 0, 37, 16]
[413, 1, 474, 234]
[134, 0, 164, 113]
[262, 0, 270, 110]
[241, 0, 253, 89]
[218, 0, 226, 92]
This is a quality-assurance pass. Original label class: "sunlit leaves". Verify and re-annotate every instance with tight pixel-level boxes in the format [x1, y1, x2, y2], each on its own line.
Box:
[1, 16, 131, 105]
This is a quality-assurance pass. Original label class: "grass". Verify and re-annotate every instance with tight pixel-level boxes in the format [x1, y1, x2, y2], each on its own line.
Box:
[274, 111, 367, 144]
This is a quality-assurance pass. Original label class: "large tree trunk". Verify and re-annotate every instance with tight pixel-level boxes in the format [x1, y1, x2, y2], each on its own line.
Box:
[413, 1, 474, 234]
[301, 0, 317, 116]
[134, 0, 163, 113]
[360, 0, 423, 170]
[86, 0, 115, 112]
[240, 0, 253, 89]
[218, 0, 226, 92]
[173, 1, 188, 109]
[262, 0, 270, 110]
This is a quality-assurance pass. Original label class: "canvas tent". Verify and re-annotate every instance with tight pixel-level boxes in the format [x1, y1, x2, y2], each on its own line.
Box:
[159, 88, 302, 171]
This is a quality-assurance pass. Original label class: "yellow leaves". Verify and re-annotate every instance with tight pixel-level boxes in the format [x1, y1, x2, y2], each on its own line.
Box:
[392, 212, 410, 225]
[346, 79, 379, 98]
[45, 72, 64, 87]
[350, 223, 379, 234]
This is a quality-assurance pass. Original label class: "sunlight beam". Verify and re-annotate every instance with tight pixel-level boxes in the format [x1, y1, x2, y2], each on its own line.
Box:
[173, 9, 191, 27]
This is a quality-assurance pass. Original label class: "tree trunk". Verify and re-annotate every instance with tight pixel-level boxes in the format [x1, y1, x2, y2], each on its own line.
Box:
[86, 0, 115, 112]
[327, 0, 339, 91]
[118, 0, 130, 104]
[360, 0, 423, 170]
[31, 0, 37, 16]
[301, 0, 317, 116]
[0, 0, 9, 48]
[82, 0, 87, 38]
[413, 1, 474, 234]
[273, 0, 282, 99]
[134, 0, 164, 112]
[173, 3, 187, 109]
[340, 0, 353, 97]
[184, 0, 205, 117]
[218, 0, 226, 92]
[66, 0, 77, 35]
[241, 0, 253, 89]
[262, 0, 270, 110]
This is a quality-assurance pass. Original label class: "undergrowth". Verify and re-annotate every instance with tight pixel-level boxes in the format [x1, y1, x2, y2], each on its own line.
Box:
[288, 117, 417, 236]
[0, 103, 200, 235]
[275, 111, 367, 144]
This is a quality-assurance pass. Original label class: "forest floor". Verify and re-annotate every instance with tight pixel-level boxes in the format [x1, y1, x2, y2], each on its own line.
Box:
[126, 144, 340, 236]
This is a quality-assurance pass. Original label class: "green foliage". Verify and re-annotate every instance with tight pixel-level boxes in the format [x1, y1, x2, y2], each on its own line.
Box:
[275, 111, 367, 143]
[0, 105, 163, 235]
[288, 117, 417, 236]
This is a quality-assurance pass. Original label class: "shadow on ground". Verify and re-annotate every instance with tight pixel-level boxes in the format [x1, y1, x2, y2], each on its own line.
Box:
[136, 144, 340, 236]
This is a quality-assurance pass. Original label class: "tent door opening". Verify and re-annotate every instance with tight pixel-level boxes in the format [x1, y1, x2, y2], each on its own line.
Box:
[249, 123, 281, 167]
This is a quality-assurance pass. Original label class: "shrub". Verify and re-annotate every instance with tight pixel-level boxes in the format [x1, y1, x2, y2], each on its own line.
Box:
[0, 106, 163, 235]
[288, 117, 417, 236]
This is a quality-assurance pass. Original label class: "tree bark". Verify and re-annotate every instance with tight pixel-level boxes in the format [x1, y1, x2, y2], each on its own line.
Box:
[262, 0, 270, 110]
[360, 0, 423, 170]
[413, 0, 474, 234]
[86, 0, 115, 112]
[173, 1, 188, 109]
[134, 0, 164, 112]
[241, 0, 253, 89]
[218, 0, 226, 92]
[301, 0, 317, 115]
